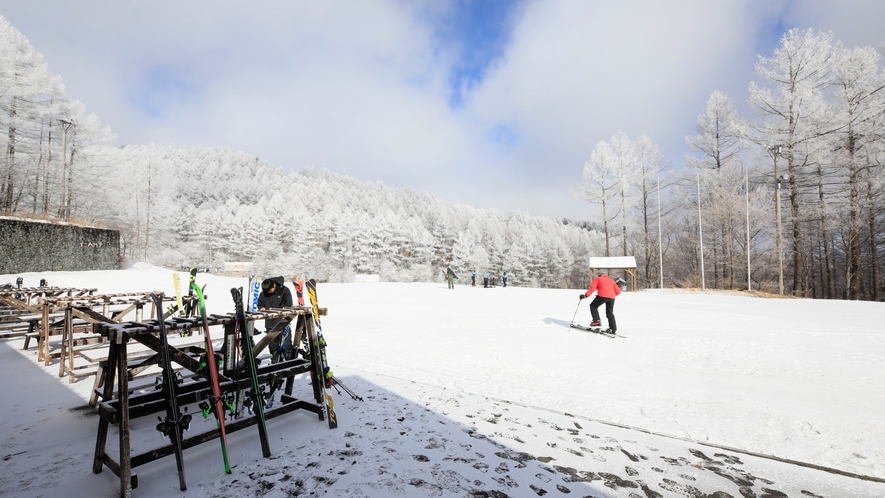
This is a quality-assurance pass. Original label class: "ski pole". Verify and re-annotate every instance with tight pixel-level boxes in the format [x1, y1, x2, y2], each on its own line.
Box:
[570, 299, 582, 326]
[331, 376, 363, 401]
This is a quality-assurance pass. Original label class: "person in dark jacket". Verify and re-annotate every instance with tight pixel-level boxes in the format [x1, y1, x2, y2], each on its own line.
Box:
[258, 276, 294, 362]
[446, 267, 458, 289]
[579, 271, 622, 334]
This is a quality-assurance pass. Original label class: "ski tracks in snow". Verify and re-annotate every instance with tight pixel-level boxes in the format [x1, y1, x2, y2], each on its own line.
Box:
[195, 374, 885, 497]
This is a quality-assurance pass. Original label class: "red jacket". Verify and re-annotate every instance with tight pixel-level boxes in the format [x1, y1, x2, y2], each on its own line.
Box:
[584, 275, 621, 299]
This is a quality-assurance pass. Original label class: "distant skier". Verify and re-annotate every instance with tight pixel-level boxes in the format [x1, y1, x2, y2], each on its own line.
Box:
[258, 276, 294, 362]
[483, 271, 489, 288]
[579, 271, 621, 334]
[446, 266, 458, 289]
[471, 270, 476, 287]
[502, 272, 508, 288]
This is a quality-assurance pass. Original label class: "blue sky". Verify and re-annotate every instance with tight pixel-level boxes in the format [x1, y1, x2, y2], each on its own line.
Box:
[2, 1, 885, 220]
[434, 0, 520, 108]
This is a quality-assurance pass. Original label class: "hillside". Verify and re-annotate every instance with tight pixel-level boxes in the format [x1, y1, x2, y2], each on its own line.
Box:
[99, 145, 605, 288]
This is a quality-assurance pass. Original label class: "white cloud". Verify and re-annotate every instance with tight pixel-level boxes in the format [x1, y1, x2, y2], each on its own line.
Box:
[2, 0, 885, 219]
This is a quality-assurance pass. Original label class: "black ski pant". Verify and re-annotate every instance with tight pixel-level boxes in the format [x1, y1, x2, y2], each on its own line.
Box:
[270, 324, 293, 363]
[589, 296, 616, 331]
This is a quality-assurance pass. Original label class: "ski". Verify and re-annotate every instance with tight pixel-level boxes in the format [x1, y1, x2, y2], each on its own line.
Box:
[273, 324, 293, 363]
[191, 282, 232, 473]
[187, 268, 197, 319]
[231, 287, 271, 457]
[293, 278, 305, 307]
[172, 273, 185, 317]
[569, 323, 623, 338]
[150, 293, 192, 490]
[246, 275, 261, 312]
[306, 279, 338, 429]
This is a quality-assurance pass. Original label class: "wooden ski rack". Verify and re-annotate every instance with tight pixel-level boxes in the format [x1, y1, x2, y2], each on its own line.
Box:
[36, 293, 202, 382]
[92, 306, 328, 497]
[0, 287, 97, 340]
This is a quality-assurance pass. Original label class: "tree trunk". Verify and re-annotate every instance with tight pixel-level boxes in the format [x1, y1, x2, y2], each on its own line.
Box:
[817, 168, 835, 299]
[846, 139, 861, 300]
[4, 99, 17, 212]
[787, 154, 804, 295]
[602, 198, 611, 257]
[867, 177, 881, 302]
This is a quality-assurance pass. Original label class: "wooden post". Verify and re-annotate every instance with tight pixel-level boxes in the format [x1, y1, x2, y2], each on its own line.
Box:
[40, 302, 49, 363]
[59, 306, 75, 377]
[117, 336, 132, 497]
[93, 326, 118, 474]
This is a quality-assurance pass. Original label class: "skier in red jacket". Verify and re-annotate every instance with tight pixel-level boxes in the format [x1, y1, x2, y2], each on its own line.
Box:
[579, 271, 621, 334]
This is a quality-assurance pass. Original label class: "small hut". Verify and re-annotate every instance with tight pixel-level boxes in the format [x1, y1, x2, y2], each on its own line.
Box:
[587, 256, 637, 291]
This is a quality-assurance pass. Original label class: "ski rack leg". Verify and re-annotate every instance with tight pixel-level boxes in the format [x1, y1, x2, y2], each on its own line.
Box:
[118, 336, 134, 496]
[93, 336, 119, 474]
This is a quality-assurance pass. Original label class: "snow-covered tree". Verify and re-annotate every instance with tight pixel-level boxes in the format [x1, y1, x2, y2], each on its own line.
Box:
[749, 28, 837, 295]
[576, 140, 621, 256]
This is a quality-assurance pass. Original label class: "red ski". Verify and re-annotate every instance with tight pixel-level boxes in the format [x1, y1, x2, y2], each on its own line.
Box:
[192, 282, 232, 473]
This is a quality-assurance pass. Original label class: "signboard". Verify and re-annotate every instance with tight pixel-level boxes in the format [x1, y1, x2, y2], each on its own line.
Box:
[224, 262, 254, 272]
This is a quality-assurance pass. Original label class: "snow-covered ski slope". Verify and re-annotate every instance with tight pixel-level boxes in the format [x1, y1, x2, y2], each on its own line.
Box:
[1, 264, 882, 497]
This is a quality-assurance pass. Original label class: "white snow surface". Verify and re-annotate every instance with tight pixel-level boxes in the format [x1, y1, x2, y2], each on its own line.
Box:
[1, 263, 883, 497]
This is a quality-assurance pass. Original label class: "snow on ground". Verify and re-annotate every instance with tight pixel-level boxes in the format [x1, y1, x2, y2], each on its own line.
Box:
[1, 264, 883, 497]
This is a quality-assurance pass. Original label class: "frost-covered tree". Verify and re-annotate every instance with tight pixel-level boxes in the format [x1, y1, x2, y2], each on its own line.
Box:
[611, 131, 637, 258]
[827, 45, 885, 299]
[685, 91, 750, 288]
[576, 140, 621, 256]
[632, 135, 668, 288]
[0, 18, 54, 212]
[749, 28, 837, 295]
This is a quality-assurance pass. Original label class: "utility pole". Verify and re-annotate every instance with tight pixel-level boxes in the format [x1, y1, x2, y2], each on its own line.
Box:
[657, 175, 663, 289]
[697, 171, 705, 290]
[57, 119, 74, 219]
[768, 145, 784, 295]
[745, 163, 751, 291]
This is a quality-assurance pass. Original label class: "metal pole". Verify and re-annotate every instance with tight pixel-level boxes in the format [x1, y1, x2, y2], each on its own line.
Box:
[773, 148, 784, 295]
[657, 175, 663, 289]
[58, 121, 68, 218]
[746, 164, 751, 291]
[697, 172, 705, 290]
[57, 119, 74, 219]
